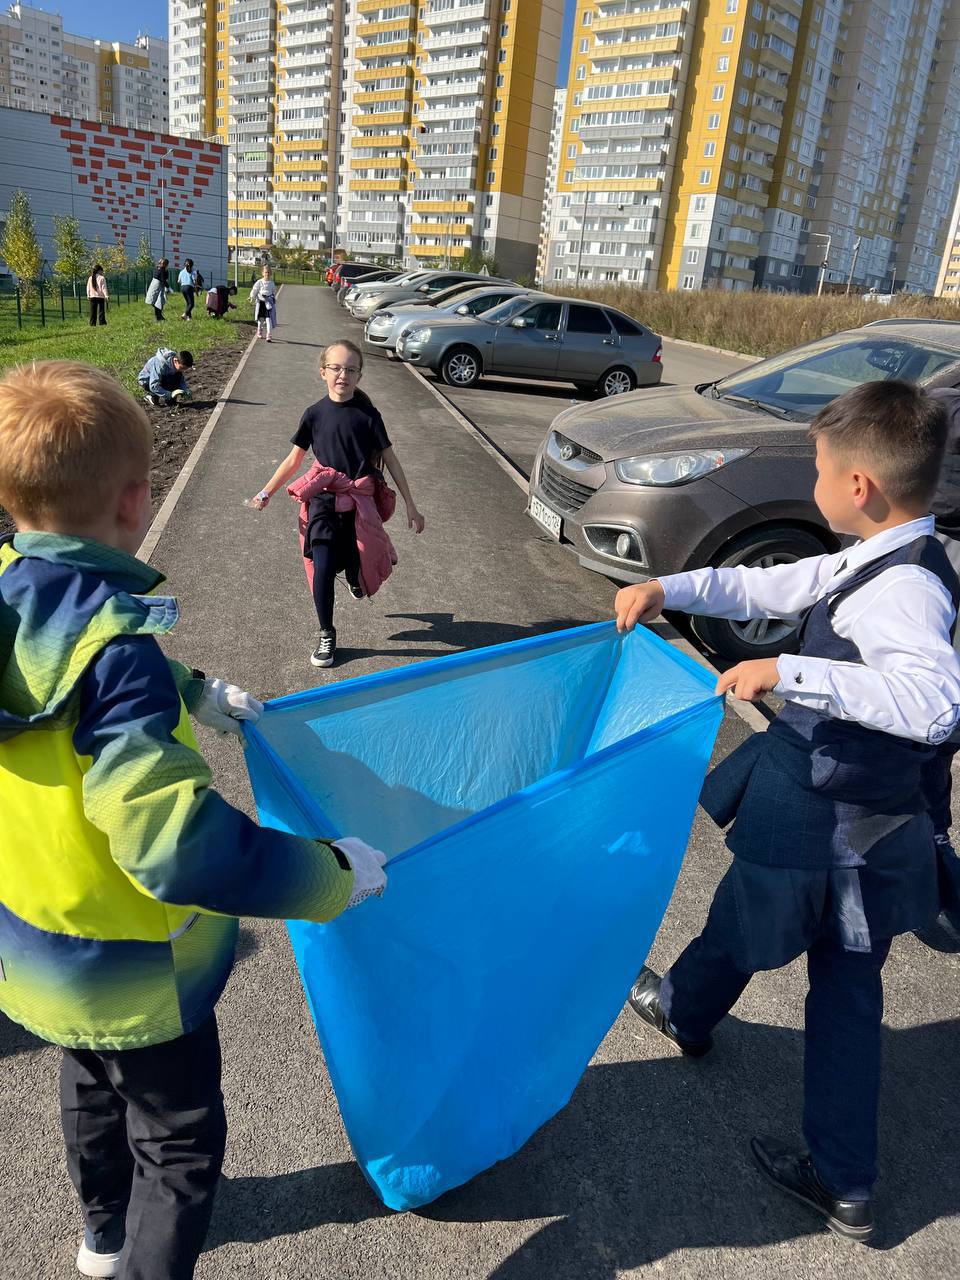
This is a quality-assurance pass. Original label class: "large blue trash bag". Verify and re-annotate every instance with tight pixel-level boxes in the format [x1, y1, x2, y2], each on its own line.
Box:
[243, 621, 722, 1211]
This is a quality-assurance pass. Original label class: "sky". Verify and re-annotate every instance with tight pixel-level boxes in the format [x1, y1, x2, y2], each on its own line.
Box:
[36, 0, 167, 45]
[44, 0, 574, 82]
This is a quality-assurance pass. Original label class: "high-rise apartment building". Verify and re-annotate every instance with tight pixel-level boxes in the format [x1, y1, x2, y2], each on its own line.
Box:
[0, 3, 167, 130]
[170, 0, 562, 274]
[535, 85, 565, 283]
[935, 182, 960, 297]
[547, 0, 960, 294]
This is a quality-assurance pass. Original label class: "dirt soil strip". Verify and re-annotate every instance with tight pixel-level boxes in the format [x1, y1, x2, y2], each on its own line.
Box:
[0, 334, 253, 542]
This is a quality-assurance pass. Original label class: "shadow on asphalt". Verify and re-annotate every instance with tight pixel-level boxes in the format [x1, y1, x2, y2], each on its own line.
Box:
[198, 1013, 960, 1263]
[0, 1012, 44, 1059]
[417, 1016, 960, 1270]
[382, 613, 593, 649]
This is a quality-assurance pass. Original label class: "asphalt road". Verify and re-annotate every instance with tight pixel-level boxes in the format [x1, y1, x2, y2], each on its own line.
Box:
[2, 287, 958, 1280]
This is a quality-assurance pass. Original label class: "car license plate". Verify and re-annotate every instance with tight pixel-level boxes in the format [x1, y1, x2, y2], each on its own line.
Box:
[529, 496, 562, 540]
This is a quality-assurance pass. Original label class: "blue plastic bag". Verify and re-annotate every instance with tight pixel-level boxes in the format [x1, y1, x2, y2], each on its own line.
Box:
[244, 621, 721, 1210]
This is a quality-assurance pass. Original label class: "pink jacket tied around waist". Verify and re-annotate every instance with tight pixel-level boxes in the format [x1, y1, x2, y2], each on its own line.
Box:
[287, 463, 397, 598]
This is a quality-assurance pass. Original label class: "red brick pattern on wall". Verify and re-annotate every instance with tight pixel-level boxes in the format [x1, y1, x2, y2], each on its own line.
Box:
[52, 114, 223, 261]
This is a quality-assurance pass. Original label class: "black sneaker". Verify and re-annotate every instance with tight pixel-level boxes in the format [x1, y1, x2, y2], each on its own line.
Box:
[750, 1136, 874, 1242]
[345, 576, 364, 600]
[627, 966, 713, 1057]
[311, 629, 336, 668]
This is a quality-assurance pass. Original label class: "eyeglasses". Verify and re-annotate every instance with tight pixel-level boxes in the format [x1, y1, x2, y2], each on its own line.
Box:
[322, 363, 361, 376]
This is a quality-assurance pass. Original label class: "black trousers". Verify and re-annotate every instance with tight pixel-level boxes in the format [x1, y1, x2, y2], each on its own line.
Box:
[309, 511, 361, 631]
[153, 305, 164, 321]
[181, 286, 195, 318]
[60, 1016, 226, 1280]
[89, 297, 106, 326]
[660, 912, 890, 1200]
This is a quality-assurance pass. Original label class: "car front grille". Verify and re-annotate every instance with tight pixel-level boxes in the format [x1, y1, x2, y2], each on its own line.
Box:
[554, 432, 602, 465]
[539, 458, 597, 513]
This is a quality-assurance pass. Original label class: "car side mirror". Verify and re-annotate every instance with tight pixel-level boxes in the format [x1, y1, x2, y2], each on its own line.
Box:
[510, 316, 528, 328]
[416, 283, 431, 292]
[455, 304, 469, 314]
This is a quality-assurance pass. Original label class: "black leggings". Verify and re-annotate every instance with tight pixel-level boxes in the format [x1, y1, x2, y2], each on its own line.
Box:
[153, 305, 164, 321]
[181, 286, 195, 318]
[310, 527, 361, 632]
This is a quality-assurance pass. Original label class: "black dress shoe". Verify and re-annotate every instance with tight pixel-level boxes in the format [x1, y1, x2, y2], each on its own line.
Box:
[750, 1136, 874, 1242]
[627, 966, 713, 1058]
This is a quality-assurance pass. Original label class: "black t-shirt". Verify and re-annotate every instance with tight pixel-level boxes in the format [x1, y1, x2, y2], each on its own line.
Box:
[291, 391, 391, 480]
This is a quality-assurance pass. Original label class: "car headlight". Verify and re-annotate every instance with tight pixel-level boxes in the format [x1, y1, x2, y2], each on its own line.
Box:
[375, 311, 394, 321]
[405, 326, 430, 342]
[614, 447, 753, 487]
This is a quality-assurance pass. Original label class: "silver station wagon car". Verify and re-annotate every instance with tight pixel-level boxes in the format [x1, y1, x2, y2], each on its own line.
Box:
[363, 284, 533, 354]
[395, 295, 663, 396]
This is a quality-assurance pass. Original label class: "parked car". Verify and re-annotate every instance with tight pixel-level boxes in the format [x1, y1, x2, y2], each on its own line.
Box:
[336, 268, 401, 303]
[395, 295, 662, 396]
[341, 267, 435, 311]
[330, 262, 384, 290]
[347, 271, 510, 320]
[526, 318, 960, 659]
[364, 283, 532, 353]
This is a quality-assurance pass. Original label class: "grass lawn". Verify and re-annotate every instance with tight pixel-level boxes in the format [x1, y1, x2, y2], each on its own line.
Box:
[0, 292, 252, 396]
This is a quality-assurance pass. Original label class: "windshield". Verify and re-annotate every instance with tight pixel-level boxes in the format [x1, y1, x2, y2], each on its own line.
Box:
[481, 295, 538, 324]
[363, 270, 423, 289]
[715, 334, 960, 418]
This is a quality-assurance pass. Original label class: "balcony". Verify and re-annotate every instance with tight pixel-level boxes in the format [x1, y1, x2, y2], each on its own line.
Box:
[415, 150, 475, 168]
[282, 28, 331, 48]
[279, 49, 333, 69]
[576, 121, 670, 142]
[282, 3, 333, 25]
[282, 71, 333, 91]
[423, 51, 488, 74]
[420, 77, 484, 100]
[231, 32, 274, 55]
[423, 2, 489, 28]
[356, 38, 415, 59]
[280, 95, 331, 115]
[416, 102, 481, 123]
[421, 26, 487, 50]
[416, 125, 478, 145]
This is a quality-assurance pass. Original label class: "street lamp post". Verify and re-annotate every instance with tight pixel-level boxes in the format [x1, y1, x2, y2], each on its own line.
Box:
[811, 231, 832, 296]
[155, 144, 175, 264]
[574, 193, 625, 283]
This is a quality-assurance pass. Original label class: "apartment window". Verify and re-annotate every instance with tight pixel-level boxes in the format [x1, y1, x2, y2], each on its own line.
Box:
[554, 268, 563, 280]
[576, 65, 585, 79]
[717, 56, 730, 71]
[704, 141, 716, 156]
[726, 0, 738, 9]
[689, 223, 703, 238]
[500, 23, 508, 36]
[582, 9, 592, 22]
[737, 87, 749, 104]
[682, 275, 696, 288]
[496, 73, 504, 86]
[700, 169, 712, 184]
[492, 122, 500, 135]
[693, 195, 707, 210]
[721, 26, 734, 42]
[686, 248, 699, 263]
[567, 143, 577, 158]
[499, 49, 507, 61]
[752, 0, 762, 13]
[579, 38, 589, 52]
[708, 112, 721, 128]
[748, 30, 758, 47]
[564, 170, 573, 181]
[487, 170, 495, 182]
[712, 85, 725, 100]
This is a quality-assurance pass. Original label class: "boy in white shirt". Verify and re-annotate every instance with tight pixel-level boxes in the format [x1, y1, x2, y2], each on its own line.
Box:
[616, 378, 960, 1243]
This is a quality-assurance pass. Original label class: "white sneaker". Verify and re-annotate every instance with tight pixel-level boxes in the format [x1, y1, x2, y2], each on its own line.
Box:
[77, 1237, 123, 1278]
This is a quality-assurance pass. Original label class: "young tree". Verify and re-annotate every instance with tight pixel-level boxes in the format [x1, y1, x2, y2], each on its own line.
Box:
[133, 233, 154, 275]
[104, 239, 129, 274]
[271, 230, 291, 270]
[52, 213, 88, 298]
[1, 189, 44, 309]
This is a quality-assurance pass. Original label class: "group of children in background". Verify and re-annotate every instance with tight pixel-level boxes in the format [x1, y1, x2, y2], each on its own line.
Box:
[0, 301, 958, 1276]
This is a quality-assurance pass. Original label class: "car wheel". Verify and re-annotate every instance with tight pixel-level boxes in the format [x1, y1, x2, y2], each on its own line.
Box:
[598, 366, 637, 397]
[691, 526, 830, 661]
[441, 347, 481, 388]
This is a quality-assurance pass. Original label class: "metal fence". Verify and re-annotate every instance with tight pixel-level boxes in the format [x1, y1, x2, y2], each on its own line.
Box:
[0, 269, 214, 330]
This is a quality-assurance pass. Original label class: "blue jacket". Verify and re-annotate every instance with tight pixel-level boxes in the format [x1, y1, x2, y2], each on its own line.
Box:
[137, 348, 187, 401]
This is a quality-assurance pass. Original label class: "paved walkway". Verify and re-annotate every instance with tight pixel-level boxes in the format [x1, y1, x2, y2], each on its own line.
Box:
[2, 286, 959, 1280]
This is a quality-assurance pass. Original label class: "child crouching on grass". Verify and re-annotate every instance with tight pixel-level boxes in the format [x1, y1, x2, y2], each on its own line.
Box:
[616, 380, 960, 1243]
[0, 359, 387, 1280]
[137, 347, 194, 407]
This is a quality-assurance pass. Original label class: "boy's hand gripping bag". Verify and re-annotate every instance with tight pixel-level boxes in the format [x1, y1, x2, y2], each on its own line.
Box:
[243, 621, 721, 1211]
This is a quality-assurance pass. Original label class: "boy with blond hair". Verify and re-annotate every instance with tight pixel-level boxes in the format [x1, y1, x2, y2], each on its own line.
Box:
[616, 380, 960, 1242]
[0, 361, 387, 1279]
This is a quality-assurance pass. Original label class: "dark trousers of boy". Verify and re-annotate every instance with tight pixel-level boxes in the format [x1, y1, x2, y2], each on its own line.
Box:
[89, 298, 106, 326]
[60, 1016, 226, 1280]
[181, 286, 195, 320]
[658, 864, 890, 1200]
[307, 501, 361, 631]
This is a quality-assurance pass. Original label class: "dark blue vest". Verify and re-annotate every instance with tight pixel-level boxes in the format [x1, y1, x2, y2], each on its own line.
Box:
[701, 535, 960, 871]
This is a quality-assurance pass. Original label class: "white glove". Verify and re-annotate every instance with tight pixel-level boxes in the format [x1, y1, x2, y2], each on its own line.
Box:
[193, 677, 263, 737]
[334, 836, 387, 909]
[171, 387, 192, 402]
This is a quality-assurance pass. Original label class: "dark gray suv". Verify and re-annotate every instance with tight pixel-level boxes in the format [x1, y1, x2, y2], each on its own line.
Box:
[527, 319, 960, 659]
